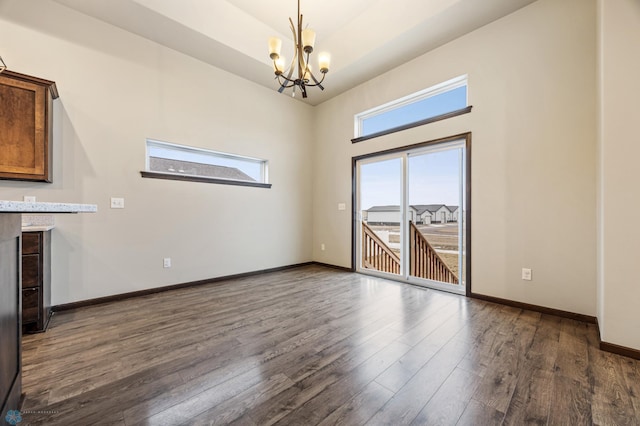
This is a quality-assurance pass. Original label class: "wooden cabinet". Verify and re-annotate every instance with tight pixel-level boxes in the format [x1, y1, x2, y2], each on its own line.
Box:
[0, 214, 21, 421]
[0, 70, 58, 182]
[22, 230, 52, 333]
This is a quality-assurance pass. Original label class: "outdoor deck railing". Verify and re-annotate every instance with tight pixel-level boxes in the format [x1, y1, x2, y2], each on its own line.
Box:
[362, 222, 401, 274]
[409, 221, 458, 284]
[362, 221, 459, 285]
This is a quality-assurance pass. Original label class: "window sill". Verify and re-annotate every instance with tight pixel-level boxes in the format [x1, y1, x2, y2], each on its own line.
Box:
[140, 171, 272, 188]
[351, 106, 472, 144]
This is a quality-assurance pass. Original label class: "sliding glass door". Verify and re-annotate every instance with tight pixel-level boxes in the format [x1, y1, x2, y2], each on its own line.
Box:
[356, 138, 468, 294]
[358, 156, 404, 276]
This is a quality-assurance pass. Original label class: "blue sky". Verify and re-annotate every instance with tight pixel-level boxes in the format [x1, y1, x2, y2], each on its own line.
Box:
[362, 86, 466, 136]
[360, 148, 461, 210]
[359, 86, 465, 210]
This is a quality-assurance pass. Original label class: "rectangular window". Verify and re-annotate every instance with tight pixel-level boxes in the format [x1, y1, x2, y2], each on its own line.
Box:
[354, 75, 468, 139]
[143, 139, 270, 188]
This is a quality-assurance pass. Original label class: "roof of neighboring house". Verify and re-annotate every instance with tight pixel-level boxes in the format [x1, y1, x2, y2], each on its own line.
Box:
[366, 205, 401, 212]
[149, 157, 256, 182]
[367, 204, 453, 214]
[447, 205, 459, 212]
[412, 204, 451, 215]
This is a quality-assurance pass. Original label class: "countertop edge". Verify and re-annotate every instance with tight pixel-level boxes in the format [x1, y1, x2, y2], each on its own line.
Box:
[22, 225, 55, 232]
[0, 201, 98, 213]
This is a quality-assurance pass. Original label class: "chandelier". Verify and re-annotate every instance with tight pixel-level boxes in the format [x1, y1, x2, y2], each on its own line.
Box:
[268, 0, 330, 98]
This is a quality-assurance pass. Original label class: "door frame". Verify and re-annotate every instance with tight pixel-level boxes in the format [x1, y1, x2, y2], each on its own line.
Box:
[351, 132, 472, 296]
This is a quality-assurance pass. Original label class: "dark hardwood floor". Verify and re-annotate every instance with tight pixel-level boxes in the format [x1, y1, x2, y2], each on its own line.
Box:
[20, 265, 640, 425]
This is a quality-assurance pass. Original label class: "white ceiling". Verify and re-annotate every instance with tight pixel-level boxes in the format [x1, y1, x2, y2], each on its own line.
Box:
[53, 0, 537, 105]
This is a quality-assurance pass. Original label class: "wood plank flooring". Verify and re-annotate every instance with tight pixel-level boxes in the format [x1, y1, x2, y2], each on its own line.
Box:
[20, 265, 640, 425]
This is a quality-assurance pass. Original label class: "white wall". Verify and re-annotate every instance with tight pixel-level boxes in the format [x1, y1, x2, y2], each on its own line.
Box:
[598, 0, 640, 349]
[313, 0, 597, 316]
[0, 0, 314, 304]
[367, 211, 401, 224]
[6, 0, 631, 349]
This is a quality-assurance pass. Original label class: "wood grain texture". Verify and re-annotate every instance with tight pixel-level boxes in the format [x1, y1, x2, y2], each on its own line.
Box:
[19, 265, 640, 425]
[0, 214, 22, 423]
[22, 230, 52, 333]
[0, 71, 55, 182]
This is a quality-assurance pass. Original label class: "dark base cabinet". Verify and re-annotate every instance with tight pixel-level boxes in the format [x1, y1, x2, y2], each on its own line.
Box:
[0, 214, 22, 421]
[22, 230, 51, 333]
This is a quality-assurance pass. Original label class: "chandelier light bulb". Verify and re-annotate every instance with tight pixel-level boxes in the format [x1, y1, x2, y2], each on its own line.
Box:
[318, 52, 330, 73]
[274, 56, 286, 75]
[268, 37, 282, 60]
[301, 28, 316, 53]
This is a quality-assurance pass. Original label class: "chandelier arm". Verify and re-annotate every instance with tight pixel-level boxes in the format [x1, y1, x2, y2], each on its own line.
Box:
[283, 60, 296, 82]
[276, 73, 297, 86]
[306, 70, 326, 90]
[276, 74, 297, 90]
[279, 43, 297, 85]
[304, 51, 311, 77]
[289, 17, 296, 38]
[273, 57, 297, 91]
[297, 14, 305, 81]
[287, 17, 302, 81]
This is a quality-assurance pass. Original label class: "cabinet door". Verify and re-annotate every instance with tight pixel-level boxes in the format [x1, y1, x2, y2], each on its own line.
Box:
[0, 71, 55, 182]
[22, 288, 40, 324]
[22, 232, 41, 254]
[22, 254, 40, 288]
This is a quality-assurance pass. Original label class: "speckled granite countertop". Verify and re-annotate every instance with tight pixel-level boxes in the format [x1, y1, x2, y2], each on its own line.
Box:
[0, 201, 97, 213]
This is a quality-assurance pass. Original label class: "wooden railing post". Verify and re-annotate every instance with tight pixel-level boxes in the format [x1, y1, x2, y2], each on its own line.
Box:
[361, 222, 400, 274]
[408, 221, 458, 285]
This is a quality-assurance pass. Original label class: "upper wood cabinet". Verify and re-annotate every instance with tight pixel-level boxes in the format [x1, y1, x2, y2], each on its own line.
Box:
[0, 70, 58, 182]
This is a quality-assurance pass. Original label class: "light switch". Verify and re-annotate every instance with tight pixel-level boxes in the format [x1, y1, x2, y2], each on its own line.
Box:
[110, 197, 125, 209]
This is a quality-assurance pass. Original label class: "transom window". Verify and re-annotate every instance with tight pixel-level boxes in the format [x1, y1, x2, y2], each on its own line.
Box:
[354, 75, 468, 139]
[142, 139, 270, 188]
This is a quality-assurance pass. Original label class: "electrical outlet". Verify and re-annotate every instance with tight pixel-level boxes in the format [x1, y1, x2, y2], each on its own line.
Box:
[110, 197, 125, 209]
[522, 268, 532, 281]
[23, 196, 36, 203]
[338, 203, 346, 211]
[163, 258, 171, 268]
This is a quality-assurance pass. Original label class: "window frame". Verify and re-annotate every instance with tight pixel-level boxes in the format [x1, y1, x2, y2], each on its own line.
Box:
[353, 75, 470, 143]
[141, 139, 271, 189]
